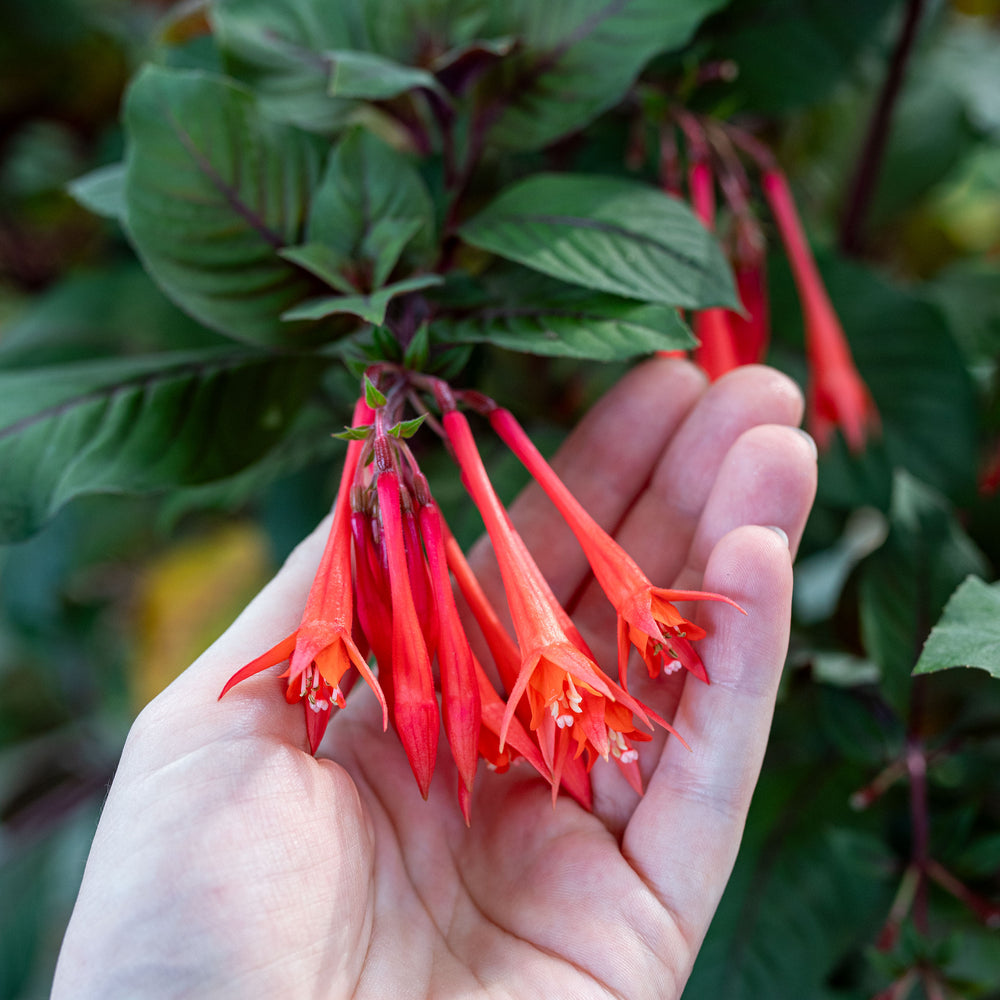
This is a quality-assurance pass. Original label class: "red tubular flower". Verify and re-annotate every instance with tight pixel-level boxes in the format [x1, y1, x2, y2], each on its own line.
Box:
[487, 406, 743, 686]
[403, 506, 439, 657]
[980, 437, 1000, 496]
[443, 409, 670, 794]
[473, 655, 549, 780]
[376, 465, 440, 799]
[762, 168, 879, 451]
[694, 308, 741, 382]
[351, 505, 396, 712]
[729, 215, 770, 365]
[418, 494, 481, 817]
[688, 157, 741, 380]
[219, 399, 387, 754]
[443, 523, 596, 808]
[443, 529, 521, 695]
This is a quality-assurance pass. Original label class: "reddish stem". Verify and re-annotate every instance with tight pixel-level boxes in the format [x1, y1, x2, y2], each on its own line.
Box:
[839, 0, 926, 254]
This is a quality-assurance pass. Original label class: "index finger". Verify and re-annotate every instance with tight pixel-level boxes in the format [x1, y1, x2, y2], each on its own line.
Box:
[622, 525, 795, 950]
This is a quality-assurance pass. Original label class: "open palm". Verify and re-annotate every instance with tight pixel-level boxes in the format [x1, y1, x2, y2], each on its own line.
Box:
[54, 360, 816, 999]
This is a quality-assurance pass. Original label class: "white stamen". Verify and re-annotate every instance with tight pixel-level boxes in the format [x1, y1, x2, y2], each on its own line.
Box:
[619, 749, 639, 763]
[565, 674, 583, 707]
[663, 659, 683, 674]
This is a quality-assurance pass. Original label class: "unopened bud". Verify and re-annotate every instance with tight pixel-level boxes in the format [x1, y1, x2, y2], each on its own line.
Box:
[374, 434, 393, 473]
[398, 481, 414, 515]
[413, 472, 432, 507]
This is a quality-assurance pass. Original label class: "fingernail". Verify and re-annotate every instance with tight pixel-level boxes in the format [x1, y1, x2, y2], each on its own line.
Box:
[795, 427, 818, 460]
[764, 525, 789, 548]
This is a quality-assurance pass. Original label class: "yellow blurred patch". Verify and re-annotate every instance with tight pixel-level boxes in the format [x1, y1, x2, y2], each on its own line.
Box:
[950, 0, 1000, 16]
[132, 523, 273, 709]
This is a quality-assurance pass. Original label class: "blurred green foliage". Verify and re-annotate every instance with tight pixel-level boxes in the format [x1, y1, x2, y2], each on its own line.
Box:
[1, 1, 999, 997]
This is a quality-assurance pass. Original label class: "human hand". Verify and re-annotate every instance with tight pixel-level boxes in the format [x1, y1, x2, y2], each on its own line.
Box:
[52, 359, 816, 999]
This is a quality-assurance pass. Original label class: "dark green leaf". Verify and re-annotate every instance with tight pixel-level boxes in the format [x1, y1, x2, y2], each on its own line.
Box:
[703, 0, 897, 113]
[428, 343, 473, 380]
[211, 0, 364, 132]
[433, 269, 696, 360]
[922, 18, 1000, 139]
[685, 767, 894, 1000]
[67, 162, 126, 221]
[928, 260, 1000, 366]
[914, 576, 1000, 680]
[459, 174, 737, 309]
[284, 274, 443, 325]
[402, 323, 431, 369]
[157, 399, 350, 527]
[0, 841, 43, 1000]
[858, 473, 989, 715]
[307, 128, 436, 287]
[0, 350, 329, 542]
[279, 243, 358, 295]
[122, 66, 326, 346]
[476, 0, 728, 150]
[0, 265, 229, 368]
[328, 49, 445, 100]
[359, 0, 491, 65]
[868, 66, 980, 229]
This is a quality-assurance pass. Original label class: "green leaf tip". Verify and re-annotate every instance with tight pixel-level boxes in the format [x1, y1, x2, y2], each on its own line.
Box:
[388, 415, 427, 439]
[333, 426, 374, 441]
[364, 375, 387, 408]
[402, 324, 431, 370]
[913, 575, 1000, 680]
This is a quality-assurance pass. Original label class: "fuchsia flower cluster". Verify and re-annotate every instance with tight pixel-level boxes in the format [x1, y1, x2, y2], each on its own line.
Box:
[662, 115, 880, 452]
[220, 372, 741, 821]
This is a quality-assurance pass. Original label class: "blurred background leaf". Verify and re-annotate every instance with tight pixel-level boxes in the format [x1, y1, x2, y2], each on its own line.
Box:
[2, 2, 1000, 998]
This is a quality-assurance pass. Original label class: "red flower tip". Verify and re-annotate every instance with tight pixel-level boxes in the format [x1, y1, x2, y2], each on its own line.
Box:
[219, 396, 387, 754]
[693, 308, 741, 382]
[487, 407, 742, 687]
[762, 168, 879, 452]
[808, 340, 881, 453]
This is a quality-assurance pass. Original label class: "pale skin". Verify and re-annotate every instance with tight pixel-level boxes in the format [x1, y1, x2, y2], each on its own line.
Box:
[53, 359, 817, 999]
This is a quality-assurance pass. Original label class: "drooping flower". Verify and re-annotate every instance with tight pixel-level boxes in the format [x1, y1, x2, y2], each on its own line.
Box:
[219, 399, 387, 754]
[728, 214, 770, 366]
[373, 454, 439, 799]
[487, 406, 743, 686]
[418, 490, 481, 816]
[762, 168, 879, 452]
[443, 519, 594, 809]
[443, 408, 673, 794]
[687, 157, 742, 381]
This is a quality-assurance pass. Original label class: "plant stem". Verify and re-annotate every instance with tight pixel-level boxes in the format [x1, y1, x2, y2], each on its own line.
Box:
[838, 0, 926, 255]
[927, 860, 1000, 929]
[906, 736, 931, 932]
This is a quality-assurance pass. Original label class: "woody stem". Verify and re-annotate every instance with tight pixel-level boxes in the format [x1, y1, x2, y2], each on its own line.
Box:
[838, 0, 926, 254]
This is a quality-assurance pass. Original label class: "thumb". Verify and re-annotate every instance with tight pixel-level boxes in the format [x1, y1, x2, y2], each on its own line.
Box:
[136, 513, 334, 758]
